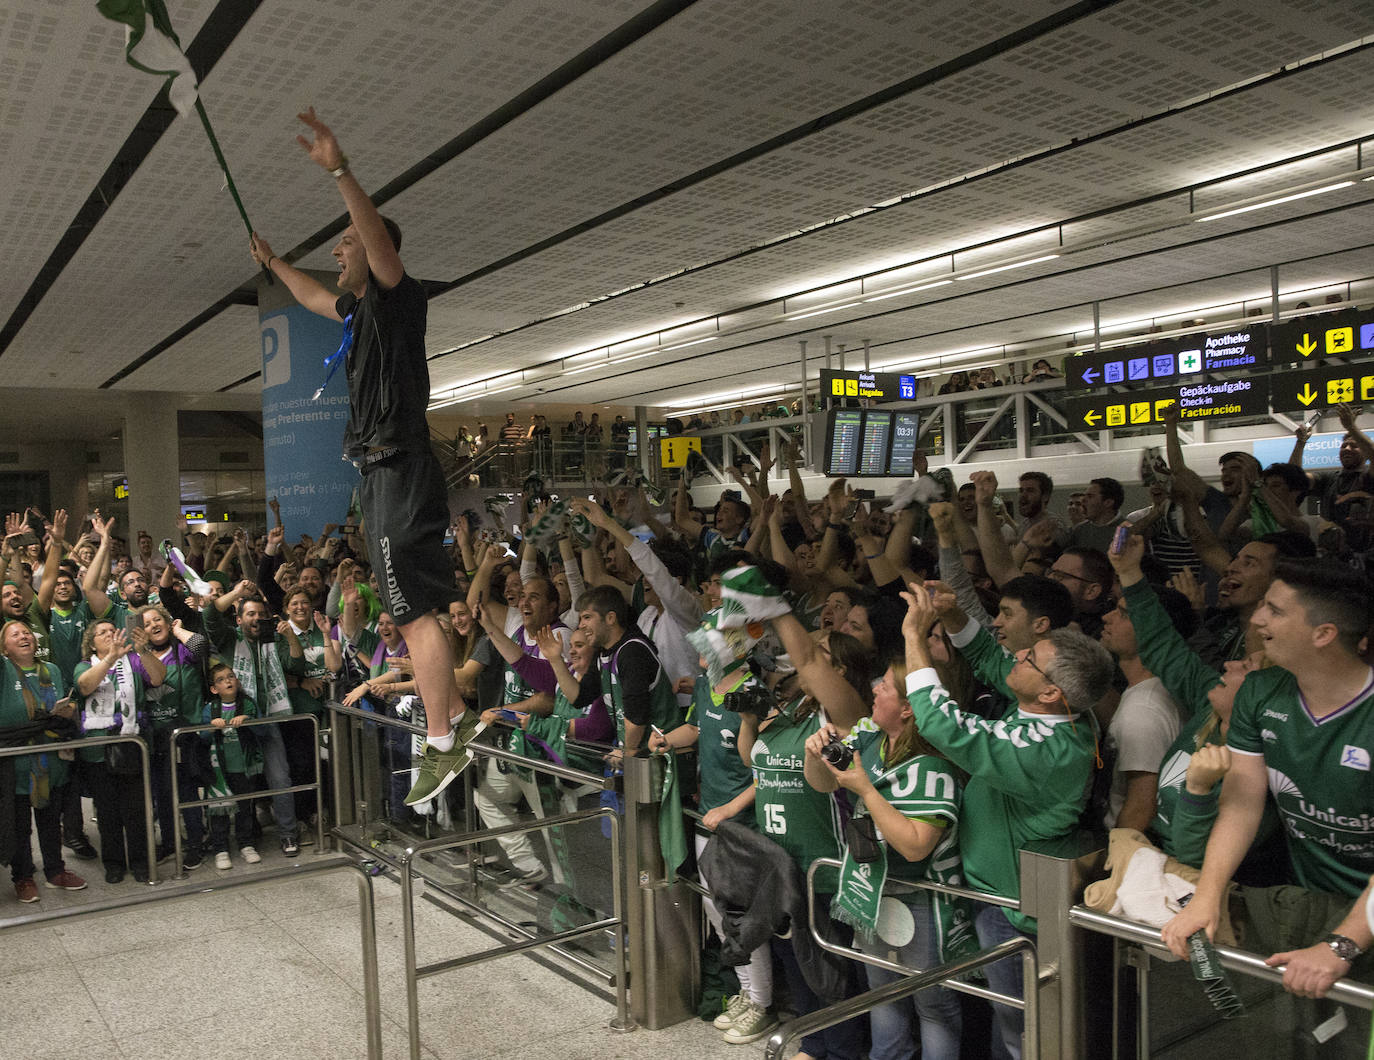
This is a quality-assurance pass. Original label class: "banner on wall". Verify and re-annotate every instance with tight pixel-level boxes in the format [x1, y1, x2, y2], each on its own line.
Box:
[259, 272, 357, 533]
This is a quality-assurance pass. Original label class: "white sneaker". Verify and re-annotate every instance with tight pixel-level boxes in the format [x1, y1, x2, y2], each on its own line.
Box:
[241, 845, 262, 865]
[214, 851, 232, 870]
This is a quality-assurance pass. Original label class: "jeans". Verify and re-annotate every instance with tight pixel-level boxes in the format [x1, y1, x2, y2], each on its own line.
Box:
[150, 730, 204, 854]
[255, 716, 297, 839]
[861, 891, 962, 1060]
[11, 788, 66, 882]
[973, 901, 1034, 1060]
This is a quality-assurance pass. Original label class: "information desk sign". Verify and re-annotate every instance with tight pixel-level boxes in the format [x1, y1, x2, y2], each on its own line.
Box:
[1271, 363, 1374, 412]
[1065, 378, 1268, 430]
[1065, 326, 1267, 392]
[659, 435, 702, 469]
[887, 412, 921, 476]
[1271, 307, 1374, 364]
[821, 369, 917, 401]
[825, 409, 863, 475]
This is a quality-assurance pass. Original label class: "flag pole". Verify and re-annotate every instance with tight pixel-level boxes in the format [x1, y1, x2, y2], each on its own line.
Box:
[191, 98, 274, 285]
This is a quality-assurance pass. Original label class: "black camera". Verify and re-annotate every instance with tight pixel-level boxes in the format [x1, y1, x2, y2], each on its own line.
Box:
[721, 684, 773, 718]
[820, 735, 853, 771]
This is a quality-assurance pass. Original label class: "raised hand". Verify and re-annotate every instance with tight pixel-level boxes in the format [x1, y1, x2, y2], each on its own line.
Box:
[900, 582, 940, 639]
[50, 508, 68, 543]
[249, 232, 275, 267]
[295, 107, 346, 171]
[1167, 568, 1206, 613]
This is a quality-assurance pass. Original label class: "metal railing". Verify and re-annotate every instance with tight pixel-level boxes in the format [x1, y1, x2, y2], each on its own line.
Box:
[0, 854, 384, 1058]
[396, 806, 632, 1059]
[169, 713, 327, 877]
[1071, 904, 1374, 1057]
[763, 936, 1040, 1060]
[0, 732, 157, 884]
[324, 699, 631, 1059]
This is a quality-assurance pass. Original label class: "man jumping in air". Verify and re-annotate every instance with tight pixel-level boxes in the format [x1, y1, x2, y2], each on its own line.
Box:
[249, 108, 479, 805]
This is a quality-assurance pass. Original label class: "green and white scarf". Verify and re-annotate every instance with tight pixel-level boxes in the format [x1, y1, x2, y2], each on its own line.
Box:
[717, 565, 791, 629]
[232, 637, 291, 715]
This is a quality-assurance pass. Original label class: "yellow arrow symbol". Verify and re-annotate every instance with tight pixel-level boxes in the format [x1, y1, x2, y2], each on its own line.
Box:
[1084, 410, 1101, 426]
[1296, 333, 1317, 357]
[1297, 383, 1317, 406]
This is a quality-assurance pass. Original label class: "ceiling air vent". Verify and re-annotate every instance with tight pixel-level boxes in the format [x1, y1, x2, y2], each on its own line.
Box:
[220, 451, 250, 464]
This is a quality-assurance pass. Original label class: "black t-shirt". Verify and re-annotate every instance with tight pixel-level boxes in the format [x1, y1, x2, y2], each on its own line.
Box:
[602, 632, 660, 727]
[336, 272, 430, 458]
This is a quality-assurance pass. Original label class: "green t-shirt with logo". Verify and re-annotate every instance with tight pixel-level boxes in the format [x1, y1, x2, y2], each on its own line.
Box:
[851, 728, 961, 883]
[1227, 666, 1374, 898]
[750, 698, 842, 891]
[694, 674, 754, 816]
[48, 600, 98, 687]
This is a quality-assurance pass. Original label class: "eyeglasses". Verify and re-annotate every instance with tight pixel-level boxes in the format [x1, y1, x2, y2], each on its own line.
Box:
[1048, 568, 1092, 585]
[1022, 646, 1049, 680]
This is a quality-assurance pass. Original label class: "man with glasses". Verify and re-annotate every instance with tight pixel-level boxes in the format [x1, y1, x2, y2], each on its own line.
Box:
[905, 581, 1116, 1059]
[1047, 546, 1115, 638]
[248, 109, 478, 807]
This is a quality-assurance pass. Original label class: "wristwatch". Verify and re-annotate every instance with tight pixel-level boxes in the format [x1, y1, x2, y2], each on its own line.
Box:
[1322, 933, 1363, 963]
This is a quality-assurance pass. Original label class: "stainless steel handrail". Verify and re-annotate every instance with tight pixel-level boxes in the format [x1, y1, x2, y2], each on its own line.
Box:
[0, 854, 384, 1058]
[762, 936, 1040, 1060]
[804, 857, 1037, 1016]
[1069, 905, 1374, 1011]
[0, 732, 157, 884]
[169, 714, 326, 876]
[396, 806, 634, 1059]
[326, 699, 614, 789]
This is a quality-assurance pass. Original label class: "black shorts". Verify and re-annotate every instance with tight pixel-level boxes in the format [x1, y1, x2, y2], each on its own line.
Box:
[359, 447, 455, 625]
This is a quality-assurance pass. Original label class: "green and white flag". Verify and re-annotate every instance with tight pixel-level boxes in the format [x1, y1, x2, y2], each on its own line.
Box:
[717, 565, 790, 629]
[98, 0, 199, 118]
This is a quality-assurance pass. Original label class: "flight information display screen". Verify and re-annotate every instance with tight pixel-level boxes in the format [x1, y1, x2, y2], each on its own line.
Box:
[858, 411, 891, 475]
[887, 412, 920, 476]
[825, 409, 862, 475]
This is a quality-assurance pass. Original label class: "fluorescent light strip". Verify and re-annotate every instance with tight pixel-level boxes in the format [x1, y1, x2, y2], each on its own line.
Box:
[957, 254, 1059, 281]
[1195, 181, 1354, 222]
[660, 336, 715, 352]
[786, 301, 862, 322]
[863, 279, 953, 302]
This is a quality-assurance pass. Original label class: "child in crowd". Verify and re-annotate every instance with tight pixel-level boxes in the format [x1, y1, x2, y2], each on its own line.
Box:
[202, 663, 262, 869]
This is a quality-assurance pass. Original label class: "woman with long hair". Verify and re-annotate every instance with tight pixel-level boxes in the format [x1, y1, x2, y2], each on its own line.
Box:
[2, 619, 85, 900]
[805, 652, 969, 1060]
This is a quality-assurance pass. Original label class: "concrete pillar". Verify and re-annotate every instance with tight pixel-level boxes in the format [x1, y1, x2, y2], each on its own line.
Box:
[122, 393, 181, 545]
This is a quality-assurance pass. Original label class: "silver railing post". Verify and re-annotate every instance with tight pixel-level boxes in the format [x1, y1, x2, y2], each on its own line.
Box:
[622, 751, 699, 1029]
[1019, 848, 1103, 1059]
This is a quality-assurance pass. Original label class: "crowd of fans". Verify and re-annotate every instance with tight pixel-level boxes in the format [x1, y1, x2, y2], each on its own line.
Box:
[3, 401, 1374, 1057]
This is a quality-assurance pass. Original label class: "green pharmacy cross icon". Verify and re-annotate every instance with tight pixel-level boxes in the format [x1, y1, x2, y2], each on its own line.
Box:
[1179, 349, 1202, 373]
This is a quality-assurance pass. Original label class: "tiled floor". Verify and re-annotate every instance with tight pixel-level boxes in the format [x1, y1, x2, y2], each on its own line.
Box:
[0, 842, 761, 1060]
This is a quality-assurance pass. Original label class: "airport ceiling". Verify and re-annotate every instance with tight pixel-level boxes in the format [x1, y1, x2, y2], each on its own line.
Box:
[4, 0, 1374, 422]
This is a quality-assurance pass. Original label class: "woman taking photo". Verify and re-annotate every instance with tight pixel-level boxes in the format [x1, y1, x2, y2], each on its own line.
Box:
[804, 653, 970, 1060]
[74, 618, 165, 884]
[2, 619, 86, 900]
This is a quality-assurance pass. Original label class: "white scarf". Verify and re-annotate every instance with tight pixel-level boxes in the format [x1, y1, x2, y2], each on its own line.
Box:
[82, 654, 139, 735]
[233, 636, 292, 715]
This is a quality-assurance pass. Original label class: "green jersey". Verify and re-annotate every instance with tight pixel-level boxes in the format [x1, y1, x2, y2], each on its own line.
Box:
[143, 639, 208, 733]
[851, 728, 961, 883]
[286, 622, 333, 717]
[598, 632, 684, 747]
[19, 598, 52, 664]
[751, 699, 843, 892]
[48, 599, 98, 686]
[694, 674, 754, 816]
[0, 658, 68, 794]
[1227, 666, 1374, 898]
[905, 668, 1094, 932]
[73, 658, 145, 765]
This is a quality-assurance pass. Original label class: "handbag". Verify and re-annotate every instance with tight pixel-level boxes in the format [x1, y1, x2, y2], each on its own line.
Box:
[105, 740, 143, 777]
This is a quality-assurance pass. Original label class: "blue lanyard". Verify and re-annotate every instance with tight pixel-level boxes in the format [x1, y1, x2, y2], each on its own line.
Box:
[312, 311, 354, 401]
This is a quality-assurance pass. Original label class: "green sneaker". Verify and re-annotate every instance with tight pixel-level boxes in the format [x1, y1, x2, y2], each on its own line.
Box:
[722, 1002, 777, 1044]
[404, 739, 473, 805]
[712, 993, 749, 1030]
[453, 709, 487, 747]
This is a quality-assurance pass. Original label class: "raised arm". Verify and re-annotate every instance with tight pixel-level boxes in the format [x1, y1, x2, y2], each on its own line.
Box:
[673, 482, 704, 542]
[971, 472, 1018, 588]
[466, 542, 510, 629]
[768, 611, 866, 729]
[249, 232, 341, 320]
[81, 511, 116, 616]
[36, 508, 68, 615]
